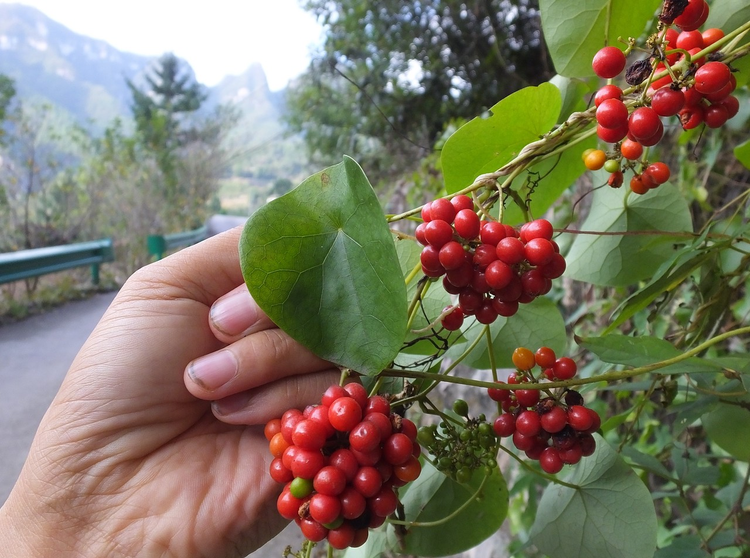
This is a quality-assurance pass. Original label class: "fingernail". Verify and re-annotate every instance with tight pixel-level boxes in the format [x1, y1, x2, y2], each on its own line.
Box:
[212, 391, 252, 417]
[210, 287, 258, 337]
[188, 350, 238, 391]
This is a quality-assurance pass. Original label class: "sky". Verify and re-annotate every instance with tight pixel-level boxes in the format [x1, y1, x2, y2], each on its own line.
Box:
[0, 0, 324, 90]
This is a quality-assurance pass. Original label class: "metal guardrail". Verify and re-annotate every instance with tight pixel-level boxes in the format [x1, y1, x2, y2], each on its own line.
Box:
[147, 225, 208, 260]
[0, 238, 115, 285]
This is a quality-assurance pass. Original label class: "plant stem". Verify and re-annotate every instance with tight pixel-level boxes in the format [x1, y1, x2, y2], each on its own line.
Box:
[388, 474, 490, 527]
[702, 466, 750, 549]
[383, 325, 750, 392]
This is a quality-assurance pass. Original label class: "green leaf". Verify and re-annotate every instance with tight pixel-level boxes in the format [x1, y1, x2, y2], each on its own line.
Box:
[389, 461, 508, 556]
[565, 183, 693, 286]
[441, 84, 561, 194]
[735, 139, 750, 170]
[621, 446, 674, 480]
[530, 435, 658, 558]
[549, 74, 594, 123]
[456, 297, 567, 370]
[702, 396, 750, 462]
[654, 535, 711, 558]
[704, 0, 750, 33]
[577, 334, 723, 374]
[239, 157, 407, 375]
[539, 0, 662, 78]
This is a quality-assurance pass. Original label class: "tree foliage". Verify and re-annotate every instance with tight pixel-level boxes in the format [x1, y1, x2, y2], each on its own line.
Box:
[286, 0, 553, 180]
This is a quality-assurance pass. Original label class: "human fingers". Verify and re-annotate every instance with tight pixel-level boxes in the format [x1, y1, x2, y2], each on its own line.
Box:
[208, 284, 276, 343]
[211, 368, 341, 425]
[185, 328, 332, 400]
[130, 225, 245, 307]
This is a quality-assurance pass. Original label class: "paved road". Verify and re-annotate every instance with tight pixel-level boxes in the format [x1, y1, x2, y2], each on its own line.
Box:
[0, 291, 305, 557]
[0, 291, 119, 504]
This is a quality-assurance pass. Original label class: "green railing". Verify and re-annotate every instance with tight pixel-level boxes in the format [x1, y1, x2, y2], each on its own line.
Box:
[147, 226, 208, 260]
[0, 238, 115, 285]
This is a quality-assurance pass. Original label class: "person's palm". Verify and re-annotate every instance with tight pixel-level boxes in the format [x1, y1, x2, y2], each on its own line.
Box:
[3, 228, 336, 557]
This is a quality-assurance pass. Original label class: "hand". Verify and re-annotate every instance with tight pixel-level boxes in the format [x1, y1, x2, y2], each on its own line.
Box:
[0, 227, 339, 557]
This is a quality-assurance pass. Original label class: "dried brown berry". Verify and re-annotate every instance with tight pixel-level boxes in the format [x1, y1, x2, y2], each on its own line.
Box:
[659, 0, 689, 24]
[626, 59, 653, 86]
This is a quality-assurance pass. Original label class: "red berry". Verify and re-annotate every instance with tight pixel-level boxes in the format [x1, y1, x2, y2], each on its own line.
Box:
[485, 260, 514, 290]
[314, 465, 348, 496]
[368, 486, 399, 518]
[628, 107, 661, 142]
[679, 104, 704, 130]
[480, 221, 506, 245]
[439, 241, 467, 270]
[471, 243, 496, 269]
[454, 208, 481, 240]
[493, 413, 516, 437]
[522, 219, 554, 241]
[450, 194, 473, 212]
[424, 219, 454, 248]
[694, 62, 732, 95]
[540, 447, 564, 474]
[393, 455, 422, 483]
[553, 357, 577, 380]
[339, 486, 367, 519]
[524, 237, 555, 266]
[329, 449, 358, 482]
[594, 84, 623, 107]
[567, 405, 594, 431]
[674, 0, 707, 31]
[292, 419, 328, 451]
[516, 410, 542, 436]
[651, 87, 685, 117]
[596, 123, 629, 143]
[321, 385, 348, 407]
[328, 397, 363, 432]
[291, 448, 327, 479]
[429, 198, 456, 223]
[704, 104, 729, 129]
[645, 162, 670, 185]
[496, 237, 526, 265]
[596, 98, 629, 130]
[675, 30, 704, 51]
[277, 488, 304, 520]
[475, 300, 499, 324]
[383, 433, 414, 465]
[458, 288, 483, 314]
[327, 523, 355, 550]
[701, 28, 724, 47]
[540, 406, 567, 433]
[539, 253, 566, 279]
[491, 299, 519, 317]
[349, 421, 382, 453]
[269, 457, 294, 484]
[592, 46, 626, 79]
[420, 245, 443, 273]
[619, 138, 643, 160]
[515, 388, 540, 407]
[299, 518, 328, 542]
[441, 305, 464, 331]
[353, 466, 382, 498]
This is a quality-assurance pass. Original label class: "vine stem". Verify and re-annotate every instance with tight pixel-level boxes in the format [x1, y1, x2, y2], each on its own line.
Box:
[702, 466, 750, 550]
[387, 474, 490, 527]
[381, 325, 750, 393]
[498, 445, 580, 489]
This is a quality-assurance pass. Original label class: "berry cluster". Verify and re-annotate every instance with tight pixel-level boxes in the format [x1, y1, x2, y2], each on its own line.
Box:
[416, 196, 566, 330]
[416, 400, 499, 484]
[586, 0, 740, 195]
[266, 383, 421, 550]
[489, 347, 600, 474]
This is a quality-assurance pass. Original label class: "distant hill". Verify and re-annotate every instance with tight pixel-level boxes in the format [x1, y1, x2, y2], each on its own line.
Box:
[0, 3, 313, 213]
[0, 3, 154, 125]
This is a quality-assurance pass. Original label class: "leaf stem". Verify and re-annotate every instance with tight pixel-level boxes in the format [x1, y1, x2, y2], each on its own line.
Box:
[384, 325, 750, 391]
[387, 474, 490, 527]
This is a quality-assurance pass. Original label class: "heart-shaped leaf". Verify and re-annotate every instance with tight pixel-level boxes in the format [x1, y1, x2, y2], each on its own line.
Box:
[388, 461, 508, 556]
[531, 435, 658, 558]
[540, 0, 661, 78]
[239, 157, 407, 375]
